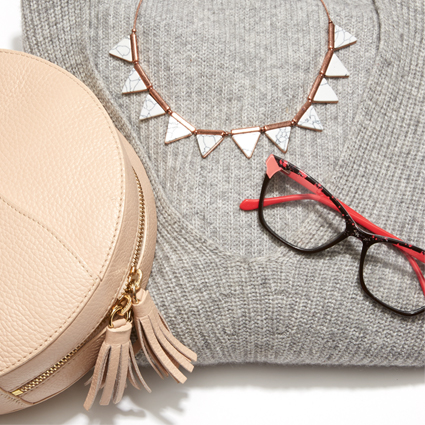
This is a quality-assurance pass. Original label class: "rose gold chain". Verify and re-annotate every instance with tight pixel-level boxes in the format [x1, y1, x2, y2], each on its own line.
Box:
[130, 0, 336, 149]
[133, 0, 144, 30]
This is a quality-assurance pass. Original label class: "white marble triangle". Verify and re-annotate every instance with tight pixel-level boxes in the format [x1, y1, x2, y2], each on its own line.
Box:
[334, 25, 357, 50]
[265, 127, 291, 153]
[196, 134, 224, 158]
[122, 68, 147, 94]
[109, 36, 133, 62]
[313, 78, 338, 103]
[325, 53, 349, 78]
[232, 132, 261, 159]
[165, 116, 193, 143]
[297, 106, 323, 131]
[140, 94, 166, 121]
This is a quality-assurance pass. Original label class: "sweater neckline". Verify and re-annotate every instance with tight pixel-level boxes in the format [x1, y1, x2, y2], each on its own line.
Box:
[78, 1, 385, 264]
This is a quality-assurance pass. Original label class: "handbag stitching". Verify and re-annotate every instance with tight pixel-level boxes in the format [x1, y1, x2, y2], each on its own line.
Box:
[0, 195, 100, 373]
[0, 50, 125, 278]
[0, 50, 128, 373]
[0, 387, 32, 406]
[0, 195, 97, 279]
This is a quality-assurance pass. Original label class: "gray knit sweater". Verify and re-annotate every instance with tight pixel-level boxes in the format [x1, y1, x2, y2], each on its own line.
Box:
[22, 0, 425, 366]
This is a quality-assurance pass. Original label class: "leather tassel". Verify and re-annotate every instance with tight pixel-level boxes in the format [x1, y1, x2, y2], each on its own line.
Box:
[132, 289, 197, 383]
[84, 319, 150, 410]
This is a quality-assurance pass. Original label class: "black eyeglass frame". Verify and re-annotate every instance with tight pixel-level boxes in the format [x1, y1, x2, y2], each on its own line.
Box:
[256, 155, 425, 317]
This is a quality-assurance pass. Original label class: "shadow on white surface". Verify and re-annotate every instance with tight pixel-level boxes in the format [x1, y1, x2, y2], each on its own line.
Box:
[2, 364, 423, 425]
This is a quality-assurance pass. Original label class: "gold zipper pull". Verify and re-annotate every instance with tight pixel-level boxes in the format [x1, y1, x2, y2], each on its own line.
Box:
[127, 267, 143, 303]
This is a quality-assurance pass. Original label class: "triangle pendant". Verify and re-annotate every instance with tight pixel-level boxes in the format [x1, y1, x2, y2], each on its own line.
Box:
[109, 36, 133, 62]
[165, 116, 193, 144]
[325, 54, 349, 78]
[334, 25, 357, 50]
[140, 94, 166, 121]
[122, 68, 148, 94]
[297, 106, 323, 131]
[196, 134, 224, 158]
[313, 78, 338, 103]
[232, 131, 261, 159]
[265, 127, 291, 153]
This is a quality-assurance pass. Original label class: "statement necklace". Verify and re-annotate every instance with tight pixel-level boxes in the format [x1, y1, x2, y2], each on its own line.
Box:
[110, 0, 357, 159]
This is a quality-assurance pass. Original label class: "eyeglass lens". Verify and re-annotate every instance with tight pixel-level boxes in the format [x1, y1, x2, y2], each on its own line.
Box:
[362, 242, 425, 312]
[262, 169, 346, 250]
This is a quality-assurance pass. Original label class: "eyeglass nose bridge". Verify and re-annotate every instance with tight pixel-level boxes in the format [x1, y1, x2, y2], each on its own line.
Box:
[348, 225, 372, 241]
[349, 226, 390, 246]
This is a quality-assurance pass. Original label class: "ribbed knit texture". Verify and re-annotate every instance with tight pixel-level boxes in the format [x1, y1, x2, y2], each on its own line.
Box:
[22, 0, 425, 366]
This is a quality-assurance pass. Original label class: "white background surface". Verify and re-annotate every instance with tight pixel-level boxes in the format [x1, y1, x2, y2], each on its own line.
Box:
[1, 2, 424, 424]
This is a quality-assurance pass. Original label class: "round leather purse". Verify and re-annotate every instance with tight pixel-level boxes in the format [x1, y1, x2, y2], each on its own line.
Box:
[0, 50, 196, 414]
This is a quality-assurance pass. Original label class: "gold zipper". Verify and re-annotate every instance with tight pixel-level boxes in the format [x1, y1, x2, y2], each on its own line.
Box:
[11, 169, 145, 397]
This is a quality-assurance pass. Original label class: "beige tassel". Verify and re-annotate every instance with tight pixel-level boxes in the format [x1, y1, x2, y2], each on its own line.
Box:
[84, 319, 150, 410]
[132, 289, 197, 383]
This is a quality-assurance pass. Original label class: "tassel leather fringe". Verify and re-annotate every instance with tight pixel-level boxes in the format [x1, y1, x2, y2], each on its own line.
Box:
[84, 319, 150, 410]
[84, 288, 197, 409]
[133, 289, 197, 383]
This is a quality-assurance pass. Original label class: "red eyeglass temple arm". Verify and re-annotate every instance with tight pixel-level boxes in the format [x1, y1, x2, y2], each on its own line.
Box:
[240, 169, 425, 294]
[240, 194, 425, 294]
[240, 194, 420, 258]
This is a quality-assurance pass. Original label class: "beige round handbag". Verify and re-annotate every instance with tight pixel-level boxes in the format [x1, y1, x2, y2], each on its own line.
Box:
[0, 50, 196, 415]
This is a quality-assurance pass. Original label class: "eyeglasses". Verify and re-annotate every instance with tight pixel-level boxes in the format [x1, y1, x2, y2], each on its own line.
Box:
[240, 154, 425, 317]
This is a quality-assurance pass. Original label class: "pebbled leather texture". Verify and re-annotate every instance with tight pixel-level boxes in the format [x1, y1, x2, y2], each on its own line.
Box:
[117, 130, 157, 290]
[21, 327, 106, 405]
[0, 50, 157, 414]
